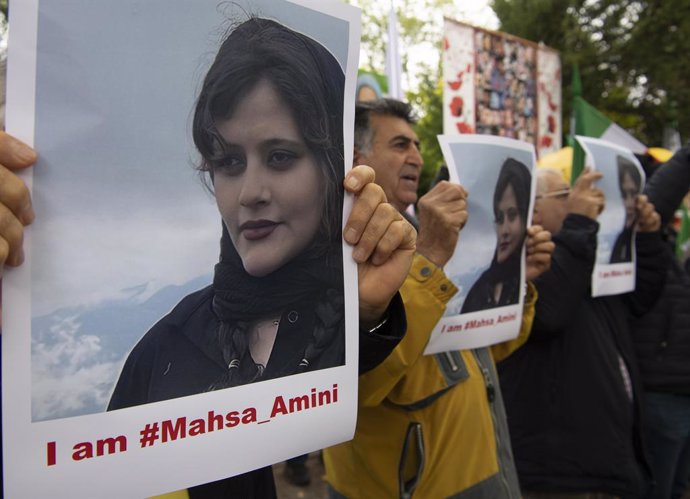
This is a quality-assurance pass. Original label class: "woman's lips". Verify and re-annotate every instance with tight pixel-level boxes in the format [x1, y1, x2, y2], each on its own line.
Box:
[240, 220, 279, 241]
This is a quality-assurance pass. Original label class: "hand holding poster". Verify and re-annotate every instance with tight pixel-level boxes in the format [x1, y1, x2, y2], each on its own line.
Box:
[575, 136, 646, 297]
[3, 0, 362, 496]
[424, 135, 536, 355]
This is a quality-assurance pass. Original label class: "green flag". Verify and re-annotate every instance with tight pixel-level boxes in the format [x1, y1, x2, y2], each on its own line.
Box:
[570, 65, 646, 184]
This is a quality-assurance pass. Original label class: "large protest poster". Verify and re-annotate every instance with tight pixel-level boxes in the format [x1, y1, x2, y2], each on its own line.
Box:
[424, 135, 535, 355]
[576, 136, 645, 297]
[443, 18, 561, 160]
[3, 0, 360, 496]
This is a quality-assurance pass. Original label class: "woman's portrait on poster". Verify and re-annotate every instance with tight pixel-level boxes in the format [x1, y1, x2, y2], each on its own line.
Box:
[109, 17, 347, 409]
[461, 157, 530, 313]
[610, 155, 642, 263]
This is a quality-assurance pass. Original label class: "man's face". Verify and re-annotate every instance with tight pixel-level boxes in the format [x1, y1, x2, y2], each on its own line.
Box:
[355, 114, 423, 213]
[534, 171, 570, 235]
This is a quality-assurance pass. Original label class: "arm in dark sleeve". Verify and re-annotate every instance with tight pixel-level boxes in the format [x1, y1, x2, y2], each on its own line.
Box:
[530, 214, 598, 340]
[358, 292, 406, 375]
[624, 230, 668, 316]
[645, 145, 690, 226]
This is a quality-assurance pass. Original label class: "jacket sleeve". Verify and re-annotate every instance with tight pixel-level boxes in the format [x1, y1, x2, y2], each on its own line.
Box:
[530, 214, 599, 340]
[644, 144, 690, 226]
[490, 282, 537, 362]
[623, 230, 668, 316]
[356, 253, 457, 407]
[358, 292, 407, 375]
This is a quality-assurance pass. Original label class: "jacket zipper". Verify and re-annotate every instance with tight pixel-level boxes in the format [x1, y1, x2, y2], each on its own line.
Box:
[474, 350, 513, 498]
[443, 351, 459, 372]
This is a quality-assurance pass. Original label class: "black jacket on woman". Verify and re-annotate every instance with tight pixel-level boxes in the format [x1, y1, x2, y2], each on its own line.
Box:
[108, 287, 406, 498]
[497, 214, 666, 498]
[631, 144, 690, 394]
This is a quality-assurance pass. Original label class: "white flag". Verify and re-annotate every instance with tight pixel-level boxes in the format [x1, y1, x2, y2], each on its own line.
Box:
[385, 5, 402, 99]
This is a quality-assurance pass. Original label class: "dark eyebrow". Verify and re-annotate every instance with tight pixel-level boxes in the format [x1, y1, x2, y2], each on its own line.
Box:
[389, 134, 421, 150]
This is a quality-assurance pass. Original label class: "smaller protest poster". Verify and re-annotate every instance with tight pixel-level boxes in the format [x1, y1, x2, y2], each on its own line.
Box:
[424, 135, 535, 355]
[576, 136, 645, 297]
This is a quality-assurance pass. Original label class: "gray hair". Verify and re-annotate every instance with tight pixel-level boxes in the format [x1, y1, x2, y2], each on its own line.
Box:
[354, 98, 416, 153]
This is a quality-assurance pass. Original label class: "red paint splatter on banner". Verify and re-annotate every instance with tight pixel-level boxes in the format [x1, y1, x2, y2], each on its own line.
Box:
[548, 115, 556, 133]
[444, 37, 449, 50]
[448, 79, 462, 91]
[466, 63, 472, 73]
[456, 122, 474, 134]
[540, 136, 553, 148]
[450, 97, 464, 117]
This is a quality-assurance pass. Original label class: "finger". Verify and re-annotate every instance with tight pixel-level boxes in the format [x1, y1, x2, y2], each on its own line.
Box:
[344, 182, 386, 245]
[351, 203, 401, 263]
[457, 210, 468, 230]
[574, 170, 604, 190]
[0, 132, 37, 170]
[526, 251, 552, 272]
[527, 230, 552, 252]
[344, 165, 376, 195]
[0, 164, 35, 225]
[0, 236, 9, 271]
[370, 218, 415, 266]
[0, 204, 26, 267]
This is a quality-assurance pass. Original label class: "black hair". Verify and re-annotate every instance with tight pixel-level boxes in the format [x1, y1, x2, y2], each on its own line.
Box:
[494, 157, 531, 229]
[354, 98, 416, 153]
[617, 155, 642, 194]
[193, 17, 344, 249]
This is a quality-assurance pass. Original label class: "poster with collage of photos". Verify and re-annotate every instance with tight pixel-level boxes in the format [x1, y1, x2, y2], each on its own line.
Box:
[443, 19, 561, 159]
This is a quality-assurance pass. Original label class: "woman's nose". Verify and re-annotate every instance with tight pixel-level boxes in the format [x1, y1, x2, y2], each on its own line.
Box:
[238, 160, 270, 207]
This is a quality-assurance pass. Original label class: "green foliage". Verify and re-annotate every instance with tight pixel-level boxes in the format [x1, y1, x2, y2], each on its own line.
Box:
[345, 0, 452, 197]
[491, 0, 690, 146]
[407, 64, 444, 197]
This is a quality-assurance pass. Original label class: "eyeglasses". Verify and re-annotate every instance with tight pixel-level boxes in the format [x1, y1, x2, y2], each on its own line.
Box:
[536, 188, 570, 200]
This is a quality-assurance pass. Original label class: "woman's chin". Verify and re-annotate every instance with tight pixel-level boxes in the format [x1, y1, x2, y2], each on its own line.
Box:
[242, 261, 279, 278]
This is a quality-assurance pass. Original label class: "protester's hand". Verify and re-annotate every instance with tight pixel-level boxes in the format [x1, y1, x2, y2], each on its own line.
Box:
[636, 194, 661, 233]
[0, 132, 37, 272]
[415, 181, 468, 267]
[567, 168, 605, 220]
[344, 165, 416, 329]
[525, 225, 554, 282]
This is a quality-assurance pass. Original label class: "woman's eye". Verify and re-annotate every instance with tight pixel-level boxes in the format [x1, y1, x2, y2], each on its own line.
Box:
[214, 156, 245, 176]
[269, 150, 298, 169]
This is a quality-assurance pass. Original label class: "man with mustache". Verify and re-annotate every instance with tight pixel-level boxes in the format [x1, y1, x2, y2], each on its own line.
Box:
[324, 98, 554, 498]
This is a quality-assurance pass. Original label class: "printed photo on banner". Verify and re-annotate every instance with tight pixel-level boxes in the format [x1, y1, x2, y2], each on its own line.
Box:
[576, 136, 645, 297]
[3, 0, 360, 496]
[424, 135, 536, 355]
[442, 19, 561, 158]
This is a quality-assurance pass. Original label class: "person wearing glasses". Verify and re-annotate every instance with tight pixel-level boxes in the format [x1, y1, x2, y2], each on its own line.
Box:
[461, 157, 531, 313]
[498, 167, 666, 499]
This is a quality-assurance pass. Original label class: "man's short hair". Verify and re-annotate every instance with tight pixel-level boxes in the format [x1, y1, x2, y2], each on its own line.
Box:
[354, 98, 416, 153]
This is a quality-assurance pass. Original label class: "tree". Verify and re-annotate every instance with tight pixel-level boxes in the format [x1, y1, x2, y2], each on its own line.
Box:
[491, 0, 690, 146]
[346, 0, 454, 197]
